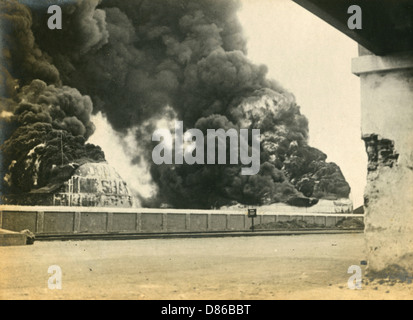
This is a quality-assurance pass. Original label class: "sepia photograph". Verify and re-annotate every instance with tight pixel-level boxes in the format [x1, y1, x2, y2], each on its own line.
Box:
[0, 0, 412, 302]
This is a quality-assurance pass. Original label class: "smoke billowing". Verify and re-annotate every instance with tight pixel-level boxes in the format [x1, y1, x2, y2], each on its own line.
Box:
[0, 0, 350, 208]
[0, 0, 105, 195]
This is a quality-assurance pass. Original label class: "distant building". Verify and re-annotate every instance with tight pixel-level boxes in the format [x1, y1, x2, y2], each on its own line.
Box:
[3, 163, 136, 208]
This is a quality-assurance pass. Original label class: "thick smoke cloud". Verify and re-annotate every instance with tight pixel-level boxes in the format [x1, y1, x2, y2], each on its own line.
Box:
[0, 0, 105, 195]
[0, 0, 60, 91]
[1, 79, 105, 194]
[0, 0, 350, 208]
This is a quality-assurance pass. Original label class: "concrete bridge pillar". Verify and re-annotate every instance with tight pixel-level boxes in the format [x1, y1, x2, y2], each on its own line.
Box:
[352, 49, 413, 278]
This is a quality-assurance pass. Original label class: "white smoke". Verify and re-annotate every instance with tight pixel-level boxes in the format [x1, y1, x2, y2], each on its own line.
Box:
[88, 112, 157, 199]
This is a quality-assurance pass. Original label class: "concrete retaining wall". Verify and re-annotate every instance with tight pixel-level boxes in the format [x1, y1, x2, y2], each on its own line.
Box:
[0, 228, 27, 246]
[0, 205, 364, 235]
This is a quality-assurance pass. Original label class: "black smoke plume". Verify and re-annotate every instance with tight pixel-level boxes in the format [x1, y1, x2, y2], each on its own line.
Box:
[0, 0, 105, 196]
[0, 0, 350, 208]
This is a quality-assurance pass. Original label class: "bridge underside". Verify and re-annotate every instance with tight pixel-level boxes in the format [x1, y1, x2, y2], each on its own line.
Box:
[293, 0, 413, 55]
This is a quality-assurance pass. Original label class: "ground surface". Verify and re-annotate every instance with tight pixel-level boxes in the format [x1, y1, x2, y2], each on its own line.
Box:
[0, 234, 412, 300]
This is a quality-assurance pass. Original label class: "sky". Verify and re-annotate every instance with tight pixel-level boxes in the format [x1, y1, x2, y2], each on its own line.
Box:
[237, 0, 367, 208]
[90, 0, 367, 208]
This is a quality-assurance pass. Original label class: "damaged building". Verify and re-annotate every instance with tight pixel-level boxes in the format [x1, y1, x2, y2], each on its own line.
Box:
[2, 162, 136, 208]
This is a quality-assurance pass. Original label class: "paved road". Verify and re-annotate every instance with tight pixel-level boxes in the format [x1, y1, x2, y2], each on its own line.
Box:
[0, 234, 411, 299]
